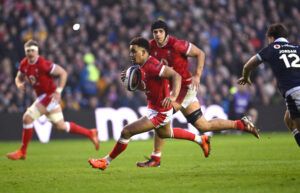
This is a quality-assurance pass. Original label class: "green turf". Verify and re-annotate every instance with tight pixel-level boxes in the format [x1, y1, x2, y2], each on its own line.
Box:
[0, 132, 299, 193]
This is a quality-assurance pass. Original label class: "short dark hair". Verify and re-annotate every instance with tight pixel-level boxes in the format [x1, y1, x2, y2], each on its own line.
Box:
[129, 37, 150, 53]
[24, 39, 39, 47]
[266, 23, 288, 39]
[151, 19, 169, 35]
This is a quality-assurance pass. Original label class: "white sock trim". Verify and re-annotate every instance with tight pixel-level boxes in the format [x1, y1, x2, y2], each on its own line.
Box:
[194, 135, 202, 144]
[104, 155, 112, 164]
[151, 151, 161, 157]
[65, 122, 70, 132]
[23, 123, 34, 129]
[292, 129, 299, 136]
[170, 128, 174, 138]
[118, 138, 130, 144]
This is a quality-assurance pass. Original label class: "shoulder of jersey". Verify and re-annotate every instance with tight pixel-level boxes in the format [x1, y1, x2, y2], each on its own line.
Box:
[20, 57, 27, 65]
[148, 56, 160, 64]
[168, 35, 177, 42]
[38, 56, 45, 62]
[149, 39, 155, 43]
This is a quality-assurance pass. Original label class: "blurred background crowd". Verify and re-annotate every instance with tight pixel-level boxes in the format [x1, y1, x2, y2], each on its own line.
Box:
[0, 0, 300, 120]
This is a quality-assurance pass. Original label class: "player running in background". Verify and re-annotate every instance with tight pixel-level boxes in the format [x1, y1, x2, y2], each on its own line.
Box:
[136, 20, 259, 167]
[6, 40, 99, 160]
[88, 37, 210, 170]
[238, 23, 300, 147]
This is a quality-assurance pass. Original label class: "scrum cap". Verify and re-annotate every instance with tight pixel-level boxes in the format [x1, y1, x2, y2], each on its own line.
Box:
[151, 20, 169, 35]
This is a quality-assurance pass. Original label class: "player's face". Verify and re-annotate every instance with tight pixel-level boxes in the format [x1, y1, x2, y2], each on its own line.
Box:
[25, 46, 38, 62]
[153, 28, 166, 45]
[129, 45, 147, 65]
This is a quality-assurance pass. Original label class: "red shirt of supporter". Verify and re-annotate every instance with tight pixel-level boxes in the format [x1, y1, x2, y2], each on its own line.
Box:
[150, 35, 192, 87]
[140, 56, 171, 112]
[19, 56, 56, 96]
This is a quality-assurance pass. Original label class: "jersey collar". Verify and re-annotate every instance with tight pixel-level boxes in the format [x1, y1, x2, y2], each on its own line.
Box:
[28, 56, 39, 64]
[156, 35, 170, 48]
[274, 37, 289, 43]
[141, 56, 151, 67]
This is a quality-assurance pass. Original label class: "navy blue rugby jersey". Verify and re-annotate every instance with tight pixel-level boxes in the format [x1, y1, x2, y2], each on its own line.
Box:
[257, 38, 300, 96]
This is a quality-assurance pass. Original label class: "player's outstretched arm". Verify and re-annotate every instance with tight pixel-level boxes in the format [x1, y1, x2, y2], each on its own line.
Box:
[238, 55, 261, 85]
[160, 65, 181, 107]
[50, 65, 67, 101]
[187, 44, 205, 91]
[51, 65, 67, 90]
[15, 71, 26, 91]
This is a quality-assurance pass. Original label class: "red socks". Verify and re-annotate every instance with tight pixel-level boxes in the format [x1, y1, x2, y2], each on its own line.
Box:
[20, 128, 34, 154]
[69, 122, 91, 138]
[109, 141, 128, 159]
[235, 120, 245, 130]
[173, 127, 195, 141]
[151, 155, 161, 162]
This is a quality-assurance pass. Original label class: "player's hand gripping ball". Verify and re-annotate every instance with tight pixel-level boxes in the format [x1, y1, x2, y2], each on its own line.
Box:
[122, 65, 141, 91]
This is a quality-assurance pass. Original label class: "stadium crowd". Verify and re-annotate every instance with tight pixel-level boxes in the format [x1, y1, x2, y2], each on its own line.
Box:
[0, 0, 300, 120]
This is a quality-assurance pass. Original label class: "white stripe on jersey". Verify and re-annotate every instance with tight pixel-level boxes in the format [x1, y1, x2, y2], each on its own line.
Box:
[186, 43, 192, 55]
[50, 64, 56, 74]
[159, 65, 166, 77]
[285, 86, 300, 98]
[256, 54, 262, 62]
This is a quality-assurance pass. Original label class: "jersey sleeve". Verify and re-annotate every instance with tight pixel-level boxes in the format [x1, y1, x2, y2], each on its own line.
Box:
[40, 58, 55, 74]
[147, 60, 164, 78]
[257, 46, 271, 62]
[173, 39, 191, 55]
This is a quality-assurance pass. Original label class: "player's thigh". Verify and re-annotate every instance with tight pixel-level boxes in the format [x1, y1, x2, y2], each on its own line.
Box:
[181, 101, 201, 116]
[172, 101, 183, 112]
[122, 116, 154, 136]
[24, 101, 46, 122]
[35, 102, 47, 114]
[155, 123, 172, 138]
[47, 106, 66, 129]
[182, 101, 210, 129]
[285, 90, 300, 130]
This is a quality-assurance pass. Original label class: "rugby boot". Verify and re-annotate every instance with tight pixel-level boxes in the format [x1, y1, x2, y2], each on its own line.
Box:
[88, 158, 108, 170]
[136, 156, 161, 167]
[200, 135, 211, 158]
[241, 116, 260, 139]
[6, 150, 26, 160]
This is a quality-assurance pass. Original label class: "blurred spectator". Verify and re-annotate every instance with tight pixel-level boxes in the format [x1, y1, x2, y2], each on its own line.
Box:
[0, 0, 299, 113]
[80, 52, 100, 97]
[229, 84, 254, 120]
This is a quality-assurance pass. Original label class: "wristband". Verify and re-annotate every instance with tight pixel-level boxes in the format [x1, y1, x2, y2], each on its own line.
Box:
[56, 87, 63, 94]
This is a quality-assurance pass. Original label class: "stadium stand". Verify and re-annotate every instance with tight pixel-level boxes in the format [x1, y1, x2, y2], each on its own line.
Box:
[0, 0, 299, 120]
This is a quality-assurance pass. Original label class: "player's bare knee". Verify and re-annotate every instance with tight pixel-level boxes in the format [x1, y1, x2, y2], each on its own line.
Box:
[121, 128, 132, 139]
[22, 113, 34, 124]
[156, 132, 168, 139]
[53, 122, 67, 131]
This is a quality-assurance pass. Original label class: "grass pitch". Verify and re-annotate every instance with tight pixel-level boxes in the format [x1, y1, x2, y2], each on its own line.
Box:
[0, 132, 299, 193]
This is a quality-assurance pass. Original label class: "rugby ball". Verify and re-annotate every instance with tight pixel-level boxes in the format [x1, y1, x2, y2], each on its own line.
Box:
[123, 65, 141, 91]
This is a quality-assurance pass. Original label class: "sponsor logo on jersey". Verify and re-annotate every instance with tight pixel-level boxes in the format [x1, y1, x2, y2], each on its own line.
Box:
[274, 44, 281, 49]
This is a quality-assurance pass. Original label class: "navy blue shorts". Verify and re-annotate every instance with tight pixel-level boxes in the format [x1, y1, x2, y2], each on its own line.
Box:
[285, 90, 300, 119]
